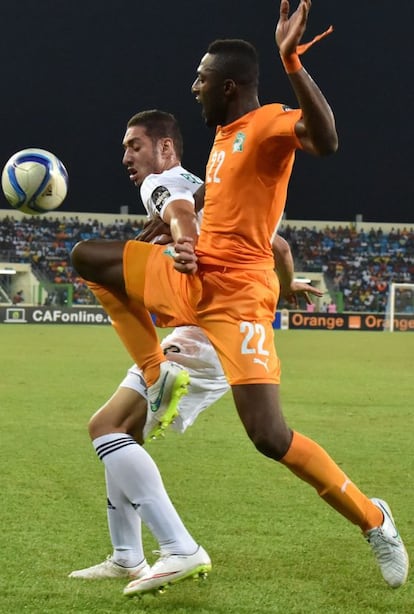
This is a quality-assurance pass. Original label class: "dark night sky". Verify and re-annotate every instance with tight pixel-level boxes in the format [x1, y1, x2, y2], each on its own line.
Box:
[1, 1, 413, 223]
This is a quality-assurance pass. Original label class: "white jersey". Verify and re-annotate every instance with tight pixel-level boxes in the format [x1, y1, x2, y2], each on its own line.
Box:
[140, 165, 203, 221]
[119, 326, 230, 436]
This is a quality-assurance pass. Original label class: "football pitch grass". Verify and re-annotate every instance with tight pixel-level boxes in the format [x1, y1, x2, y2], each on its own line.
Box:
[1, 325, 413, 614]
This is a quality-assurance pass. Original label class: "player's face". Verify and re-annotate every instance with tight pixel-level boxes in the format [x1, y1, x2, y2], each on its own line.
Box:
[122, 126, 164, 186]
[191, 54, 228, 127]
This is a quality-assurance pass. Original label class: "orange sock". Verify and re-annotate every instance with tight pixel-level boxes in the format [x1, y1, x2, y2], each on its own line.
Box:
[280, 431, 382, 532]
[87, 281, 164, 386]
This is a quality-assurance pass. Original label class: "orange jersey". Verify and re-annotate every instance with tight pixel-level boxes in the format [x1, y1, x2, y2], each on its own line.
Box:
[197, 104, 302, 269]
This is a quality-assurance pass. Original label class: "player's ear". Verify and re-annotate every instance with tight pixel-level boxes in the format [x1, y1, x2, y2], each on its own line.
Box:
[223, 79, 237, 96]
[160, 137, 174, 157]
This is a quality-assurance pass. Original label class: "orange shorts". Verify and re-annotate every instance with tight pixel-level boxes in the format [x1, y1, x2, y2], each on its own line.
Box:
[124, 240, 281, 385]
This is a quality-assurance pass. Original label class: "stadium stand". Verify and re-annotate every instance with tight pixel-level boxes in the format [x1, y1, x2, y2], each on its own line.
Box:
[0, 212, 413, 312]
[0, 214, 145, 305]
[281, 225, 414, 313]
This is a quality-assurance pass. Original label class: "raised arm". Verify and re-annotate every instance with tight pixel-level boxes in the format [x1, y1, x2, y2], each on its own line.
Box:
[276, 0, 338, 156]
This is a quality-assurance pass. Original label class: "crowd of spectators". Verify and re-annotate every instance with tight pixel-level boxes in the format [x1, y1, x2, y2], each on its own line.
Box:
[0, 215, 144, 305]
[1, 215, 413, 313]
[280, 224, 414, 313]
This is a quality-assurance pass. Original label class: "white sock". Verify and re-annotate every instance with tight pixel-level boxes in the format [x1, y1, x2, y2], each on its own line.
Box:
[93, 434, 198, 555]
[104, 467, 145, 568]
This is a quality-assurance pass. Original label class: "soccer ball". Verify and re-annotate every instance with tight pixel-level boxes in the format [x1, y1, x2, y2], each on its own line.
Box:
[1, 148, 68, 215]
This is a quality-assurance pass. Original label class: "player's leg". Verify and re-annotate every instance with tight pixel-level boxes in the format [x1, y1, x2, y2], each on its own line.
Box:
[116, 405, 211, 597]
[232, 383, 292, 457]
[71, 239, 127, 291]
[144, 325, 230, 439]
[69, 384, 148, 578]
[71, 239, 164, 384]
[98, 433, 201, 555]
[69, 469, 150, 580]
[123, 329, 228, 596]
[231, 383, 408, 588]
[70, 372, 208, 581]
[72, 240, 190, 421]
[232, 381, 381, 527]
[88, 383, 148, 444]
[91, 380, 202, 557]
[198, 264, 408, 588]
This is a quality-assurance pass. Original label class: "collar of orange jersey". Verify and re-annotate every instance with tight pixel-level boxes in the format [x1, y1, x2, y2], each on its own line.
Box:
[217, 108, 258, 136]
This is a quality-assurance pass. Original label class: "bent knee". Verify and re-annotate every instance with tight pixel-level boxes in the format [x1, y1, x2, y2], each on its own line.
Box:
[88, 412, 106, 440]
[71, 240, 126, 287]
[70, 241, 89, 277]
[251, 430, 292, 461]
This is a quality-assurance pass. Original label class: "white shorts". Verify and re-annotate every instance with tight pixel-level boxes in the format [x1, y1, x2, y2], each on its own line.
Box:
[119, 326, 230, 434]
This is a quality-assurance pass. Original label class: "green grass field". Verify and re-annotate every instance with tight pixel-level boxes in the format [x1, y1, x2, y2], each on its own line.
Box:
[0, 325, 413, 614]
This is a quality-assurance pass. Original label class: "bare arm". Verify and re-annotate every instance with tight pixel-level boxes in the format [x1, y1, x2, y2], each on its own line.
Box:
[157, 200, 199, 275]
[135, 199, 198, 274]
[194, 183, 205, 213]
[276, 0, 338, 156]
[272, 234, 294, 291]
[162, 199, 199, 244]
[272, 234, 323, 305]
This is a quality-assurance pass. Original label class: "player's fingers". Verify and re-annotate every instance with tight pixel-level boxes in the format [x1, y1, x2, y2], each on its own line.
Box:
[279, 0, 289, 22]
[176, 236, 194, 245]
[175, 243, 195, 257]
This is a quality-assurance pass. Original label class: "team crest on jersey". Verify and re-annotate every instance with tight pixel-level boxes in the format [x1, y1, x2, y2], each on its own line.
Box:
[232, 131, 246, 153]
[151, 186, 171, 214]
[180, 172, 203, 185]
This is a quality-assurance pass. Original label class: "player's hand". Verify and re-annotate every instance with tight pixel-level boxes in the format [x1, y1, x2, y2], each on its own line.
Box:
[276, 0, 310, 57]
[173, 237, 198, 275]
[281, 280, 323, 307]
[137, 218, 171, 244]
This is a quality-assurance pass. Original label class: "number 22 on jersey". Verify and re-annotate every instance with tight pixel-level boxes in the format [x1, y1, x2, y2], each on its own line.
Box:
[206, 150, 225, 184]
